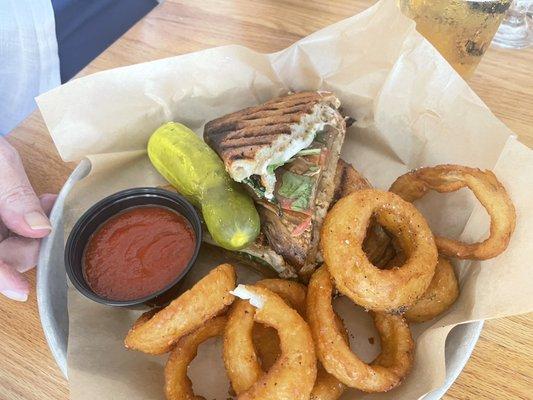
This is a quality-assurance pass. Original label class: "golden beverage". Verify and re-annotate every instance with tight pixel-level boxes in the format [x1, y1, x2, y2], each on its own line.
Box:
[399, 0, 512, 78]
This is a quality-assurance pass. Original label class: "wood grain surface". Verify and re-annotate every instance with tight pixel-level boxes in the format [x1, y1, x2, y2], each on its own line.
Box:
[2, 1, 532, 399]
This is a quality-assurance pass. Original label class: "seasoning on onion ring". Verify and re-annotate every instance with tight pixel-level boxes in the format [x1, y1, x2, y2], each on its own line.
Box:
[307, 267, 414, 392]
[310, 364, 346, 400]
[165, 316, 227, 400]
[227, 284, 317, 400]
[389, 164, 516, 260]
[252, 279, 308, 372]
[225, 279, 346, 400]
[223, 279, 307, 395]
[256, 279, 307, 315]
[253, 321, 348, 400]
[405, 257, 459, 323]
[124, 263, 236, 354]
[321, 189, 438, 312]
[308, 312, 349, 400]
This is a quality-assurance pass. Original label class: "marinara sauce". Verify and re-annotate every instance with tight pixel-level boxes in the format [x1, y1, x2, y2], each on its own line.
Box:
[83, 206, 195, 301]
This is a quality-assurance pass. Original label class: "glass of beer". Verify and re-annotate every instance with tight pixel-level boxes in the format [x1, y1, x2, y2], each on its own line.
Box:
[398, 0, 512, 78]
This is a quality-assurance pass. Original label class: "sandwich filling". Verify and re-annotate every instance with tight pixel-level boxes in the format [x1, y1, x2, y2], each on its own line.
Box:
[231, 102, 341, 200]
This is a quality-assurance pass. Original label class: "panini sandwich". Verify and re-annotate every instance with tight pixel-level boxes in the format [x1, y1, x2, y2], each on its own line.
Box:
[204, 91, 351, 276]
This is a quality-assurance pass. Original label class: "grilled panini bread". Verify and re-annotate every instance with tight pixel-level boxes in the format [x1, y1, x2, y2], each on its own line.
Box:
[204, 91, 345, 200]
[332, 158, 372, 202]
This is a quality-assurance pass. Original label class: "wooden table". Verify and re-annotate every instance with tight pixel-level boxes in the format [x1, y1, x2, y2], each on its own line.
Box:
[2, 1, 532, 399]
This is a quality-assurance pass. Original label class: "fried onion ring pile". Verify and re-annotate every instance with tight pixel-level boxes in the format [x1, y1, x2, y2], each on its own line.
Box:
[307, 267, 414, 392]
[123, 162, 516, 399]
[228, 284, 317, 400]
[165, 316, 227, 400]
[124, 263, 236, 354]
[405, 257, 459, 323]
[390, 164, 516, 260]
[321, 189, 438, 312]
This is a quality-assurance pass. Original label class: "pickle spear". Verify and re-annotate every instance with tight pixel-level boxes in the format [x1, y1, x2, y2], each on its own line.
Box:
[147, 122, 260, 250]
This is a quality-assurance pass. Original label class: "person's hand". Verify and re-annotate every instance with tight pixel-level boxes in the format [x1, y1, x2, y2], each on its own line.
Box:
[0, 137, 56, 301]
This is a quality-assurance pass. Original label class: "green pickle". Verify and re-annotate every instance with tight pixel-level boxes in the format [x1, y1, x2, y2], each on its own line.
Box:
[147, 122, 260, 250]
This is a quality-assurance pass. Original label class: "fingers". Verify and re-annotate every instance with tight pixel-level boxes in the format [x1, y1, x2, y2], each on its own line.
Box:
[0, 237, 40, 273]
[0, 189, 56, 243]
[0, 260, 29, 302]
[0, 138, 52, 238]
[0, 221, 7, 242]
[0, 140, 58, 302]
[39, 194, 58, 216]
[0, 194, 57, 274]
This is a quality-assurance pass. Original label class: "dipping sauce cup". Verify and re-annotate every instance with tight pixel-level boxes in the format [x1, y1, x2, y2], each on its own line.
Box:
[65, 188, 202, 308]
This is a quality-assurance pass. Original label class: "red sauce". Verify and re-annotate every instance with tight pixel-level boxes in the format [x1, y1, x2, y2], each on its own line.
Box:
[83, 206, 196, 301]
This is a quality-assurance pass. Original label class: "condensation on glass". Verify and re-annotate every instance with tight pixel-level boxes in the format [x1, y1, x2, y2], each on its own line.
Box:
[399, 0, 512, 78]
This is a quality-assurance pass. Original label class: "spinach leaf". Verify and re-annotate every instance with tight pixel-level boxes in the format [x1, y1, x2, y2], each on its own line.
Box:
[277, 171, 314, 211]
[243, 176, 266, 198]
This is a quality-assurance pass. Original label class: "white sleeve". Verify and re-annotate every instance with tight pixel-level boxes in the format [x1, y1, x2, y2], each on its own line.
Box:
[0, 0, 60, 135]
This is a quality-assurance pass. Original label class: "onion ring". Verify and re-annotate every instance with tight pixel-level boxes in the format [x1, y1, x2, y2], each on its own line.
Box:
[309, 312, 349, 400]
[310, 364, 346, 400]
[405, 257, 459, 323]
[125, 263, 236, 354]
[307, 267, 414, 392]
[225, 279, 347, 400]
[389, 165, 516, 260]
[253, 327, 347, 400]
[253, 323, 348, 400]
[251, 279, 308, 373]
[226, 284, 317, 400]
[165, 316, 227, 400]
[223, 279, 307, 394]
[321, 189, 438, 312]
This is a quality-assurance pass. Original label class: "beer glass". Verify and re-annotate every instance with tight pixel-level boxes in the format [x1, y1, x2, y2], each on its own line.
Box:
[398, 0, 512, 78]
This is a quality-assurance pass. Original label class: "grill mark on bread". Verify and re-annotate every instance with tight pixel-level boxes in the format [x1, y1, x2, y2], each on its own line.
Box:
[218, 124, 293, 144]
[204, 91, 340, 164]
[225, 146, 268, 161]
[220, 133, 290, 150]
[206, 104, 314, 138]
[241, 104, 314, 121]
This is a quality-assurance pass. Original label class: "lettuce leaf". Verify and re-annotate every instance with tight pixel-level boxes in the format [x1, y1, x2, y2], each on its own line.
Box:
[277, 171, 314, 212]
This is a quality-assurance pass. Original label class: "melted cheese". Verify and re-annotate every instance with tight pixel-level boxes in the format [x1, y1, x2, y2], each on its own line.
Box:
[228, 102, 341, 199]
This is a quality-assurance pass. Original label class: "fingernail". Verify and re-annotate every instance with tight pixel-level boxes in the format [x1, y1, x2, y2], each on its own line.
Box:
[1, 289, 28, 302]
[24, 211, 52, 231]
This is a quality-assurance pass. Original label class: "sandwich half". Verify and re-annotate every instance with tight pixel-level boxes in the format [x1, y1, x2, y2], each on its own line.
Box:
[204, 91, 345, 200]
[204, 91, 349, 276]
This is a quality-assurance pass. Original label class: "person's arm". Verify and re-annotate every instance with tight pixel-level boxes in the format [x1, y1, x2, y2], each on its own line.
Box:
[0, 137, 55, 301]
